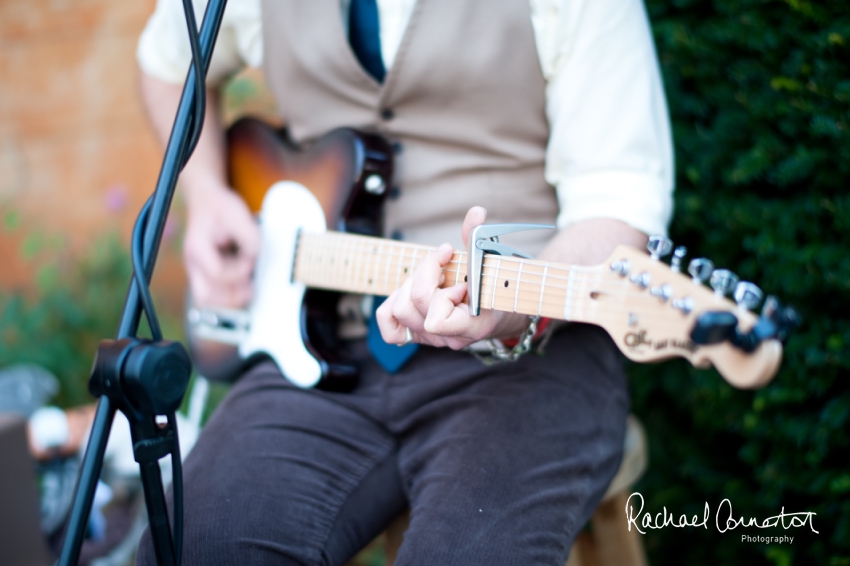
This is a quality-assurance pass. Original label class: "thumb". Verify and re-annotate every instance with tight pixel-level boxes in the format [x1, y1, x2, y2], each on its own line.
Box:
[461, 206, 487, 250]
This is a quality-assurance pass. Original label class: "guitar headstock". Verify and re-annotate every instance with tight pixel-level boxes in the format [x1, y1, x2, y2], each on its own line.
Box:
[595, 237, 798, 389]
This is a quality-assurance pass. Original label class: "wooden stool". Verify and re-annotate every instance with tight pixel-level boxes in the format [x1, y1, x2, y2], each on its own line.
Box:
[383, 415, 649, 566]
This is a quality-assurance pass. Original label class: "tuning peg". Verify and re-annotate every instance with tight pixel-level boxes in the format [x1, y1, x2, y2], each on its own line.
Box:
[647, 235, 673, 260]
[734, 281, 763, 310]
[688, 258, 714, 284]
[761, 295, 779, 319]
[671, 246, 687, 272]
[710, 269, 739, 297]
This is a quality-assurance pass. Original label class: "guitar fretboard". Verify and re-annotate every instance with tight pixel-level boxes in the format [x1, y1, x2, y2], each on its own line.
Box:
[292, 231, 634, 324]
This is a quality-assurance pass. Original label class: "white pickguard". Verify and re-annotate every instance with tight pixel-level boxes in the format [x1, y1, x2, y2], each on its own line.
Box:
[239, 181, 326, 388]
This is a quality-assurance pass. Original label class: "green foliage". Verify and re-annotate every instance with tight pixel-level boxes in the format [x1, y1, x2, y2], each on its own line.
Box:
[632, 0, 850, 563]
[0, 233, 181, 408]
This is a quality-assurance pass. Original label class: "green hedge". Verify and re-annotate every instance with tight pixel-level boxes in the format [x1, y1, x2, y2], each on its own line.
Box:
[631, 0, 850, 564]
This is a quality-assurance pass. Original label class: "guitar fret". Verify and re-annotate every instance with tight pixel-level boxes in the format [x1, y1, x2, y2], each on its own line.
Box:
[564, 266, 574, 321]
[396, 245, 404, 289]
[373, 242, 381, 291]
[383, 241, 391, 294]
[345, 238, 352, 290]
[538, 264, 548, 317]
[491, 257, 501, 310]
[514, 261, 523, 313]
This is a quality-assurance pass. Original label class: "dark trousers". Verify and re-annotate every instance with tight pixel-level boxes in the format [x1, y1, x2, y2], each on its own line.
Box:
[138, 324, 628, 565]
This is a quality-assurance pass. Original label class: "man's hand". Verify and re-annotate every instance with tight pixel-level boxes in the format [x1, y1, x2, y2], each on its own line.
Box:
[183, 184, 260, 308]
[139, 70, 260, 308]
[376, 207, 530, 350]
[376, 207, 649, 349]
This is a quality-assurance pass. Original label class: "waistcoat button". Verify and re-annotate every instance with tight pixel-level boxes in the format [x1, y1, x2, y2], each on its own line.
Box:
[380, 108, 395, 120]
[391, 229, 404, 241]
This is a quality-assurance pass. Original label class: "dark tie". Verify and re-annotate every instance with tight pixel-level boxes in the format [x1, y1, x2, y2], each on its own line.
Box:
[348, 0, 386, 82]
[349, 1, 413, 370]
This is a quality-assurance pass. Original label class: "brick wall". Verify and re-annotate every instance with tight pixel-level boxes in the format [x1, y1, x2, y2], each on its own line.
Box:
[0, 0, 184, 301]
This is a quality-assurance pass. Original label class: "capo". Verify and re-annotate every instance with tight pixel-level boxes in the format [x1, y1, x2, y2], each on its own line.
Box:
[467, 223, 554, 316]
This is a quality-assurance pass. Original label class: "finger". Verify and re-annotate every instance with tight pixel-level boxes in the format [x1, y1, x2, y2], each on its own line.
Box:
[392, 278, 427, 335]
[226, 280, 254, 308]
[377, 291, 410, 344]
[225, 210, 261, 262]
[461, 206, 488, 249]
[187, 230, 255, 286]
[409, 243, 454, 318]
[423, 284, 478, 336]
[185, 235, 224, 285]
[188, 269, 216, 308]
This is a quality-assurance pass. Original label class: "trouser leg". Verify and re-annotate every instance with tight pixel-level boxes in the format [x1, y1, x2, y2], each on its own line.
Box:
[137, 363, 406, 566]
[389, 325, 629, 566]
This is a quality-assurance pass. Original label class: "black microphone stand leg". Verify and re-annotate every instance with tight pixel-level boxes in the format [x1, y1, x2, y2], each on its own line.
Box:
[56, 2, 228, 563]
[132, 416, 178, 566]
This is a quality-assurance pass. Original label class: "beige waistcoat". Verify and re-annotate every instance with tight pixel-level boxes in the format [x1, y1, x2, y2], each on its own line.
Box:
[261, 0, 558, 255]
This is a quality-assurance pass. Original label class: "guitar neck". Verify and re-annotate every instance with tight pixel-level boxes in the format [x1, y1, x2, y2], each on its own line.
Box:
[293, 231, 615, 324]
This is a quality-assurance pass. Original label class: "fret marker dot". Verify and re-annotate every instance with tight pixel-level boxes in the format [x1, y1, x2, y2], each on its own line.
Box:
[368, 278, 373, 285]
[404, 268, 408, 274]
[504, 280, 509, 287]
[464, 275, 468, 282]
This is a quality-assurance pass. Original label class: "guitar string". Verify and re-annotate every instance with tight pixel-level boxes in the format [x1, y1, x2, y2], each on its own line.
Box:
[296, 255, 708, 323]
[293, 237, 736, 321]
[297, 241, 671, 291]
[296, 249, 708, 303]
[293, 247, 718, 328]
[294, 274, 727, 330]
[297, 234, 695, 287]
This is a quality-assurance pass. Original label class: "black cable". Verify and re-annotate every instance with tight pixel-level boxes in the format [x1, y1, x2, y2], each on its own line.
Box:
[58, 1, 227, 563]
[168, 412, 184, 566]
[128, 3, 204, 564]
[131, 196, 163, 342]
[181, 0, 207, 163]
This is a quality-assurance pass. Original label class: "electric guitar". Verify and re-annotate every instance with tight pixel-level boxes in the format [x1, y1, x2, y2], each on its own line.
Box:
[186, 118, 798, 392]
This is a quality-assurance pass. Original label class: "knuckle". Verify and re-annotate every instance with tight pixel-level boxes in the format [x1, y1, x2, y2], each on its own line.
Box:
[423, 317, 440, 335]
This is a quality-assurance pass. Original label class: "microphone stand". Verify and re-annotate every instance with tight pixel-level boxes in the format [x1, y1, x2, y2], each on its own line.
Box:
[57, 1, 228, 564]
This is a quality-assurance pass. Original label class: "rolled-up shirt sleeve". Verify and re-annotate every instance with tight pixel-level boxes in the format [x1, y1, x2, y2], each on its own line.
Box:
[542, 0, 674, 236]
[137, 0, 263, 86]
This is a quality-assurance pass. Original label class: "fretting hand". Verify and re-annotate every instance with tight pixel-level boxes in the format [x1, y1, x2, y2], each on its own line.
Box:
[376, 206, 530, 349]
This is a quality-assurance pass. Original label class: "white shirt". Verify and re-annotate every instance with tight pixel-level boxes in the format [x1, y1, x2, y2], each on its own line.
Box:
[138, 0, 674, 236]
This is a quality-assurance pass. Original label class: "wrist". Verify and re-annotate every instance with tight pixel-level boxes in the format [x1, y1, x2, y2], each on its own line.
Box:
[491, 312, 536, 341]
[182, 176, 232, 209]
[499, 316, 549, 348]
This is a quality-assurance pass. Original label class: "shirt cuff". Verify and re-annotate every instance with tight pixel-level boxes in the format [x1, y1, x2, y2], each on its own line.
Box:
[555, 171, 673, 237]
[137, 23, 190, 84]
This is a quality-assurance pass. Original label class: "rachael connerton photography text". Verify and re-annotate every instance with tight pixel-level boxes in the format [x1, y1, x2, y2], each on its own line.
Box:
[625, 492, 818, 536]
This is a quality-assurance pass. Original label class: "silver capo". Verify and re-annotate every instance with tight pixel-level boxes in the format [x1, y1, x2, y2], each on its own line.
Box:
[467, 223, 554, 316]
